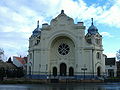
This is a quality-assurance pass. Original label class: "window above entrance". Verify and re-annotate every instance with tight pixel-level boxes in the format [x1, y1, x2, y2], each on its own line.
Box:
[58, 43, 70, 55]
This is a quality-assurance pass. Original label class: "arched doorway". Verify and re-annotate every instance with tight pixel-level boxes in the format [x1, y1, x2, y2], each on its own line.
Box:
[69, 67, 74, 76]
[97, 67, 101, 77]
[53, 67, 57, 76]
[60, 63, 67, 76]
[29, 66, 31, 75]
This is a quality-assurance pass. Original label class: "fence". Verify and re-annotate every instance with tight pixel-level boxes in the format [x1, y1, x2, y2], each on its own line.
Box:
[27, 71, 106, 80]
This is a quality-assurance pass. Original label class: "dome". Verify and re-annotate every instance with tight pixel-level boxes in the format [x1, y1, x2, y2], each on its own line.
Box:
[32, 27, 40, 36]
[88, 18, 98, 35]
[32, 20, 41, 36]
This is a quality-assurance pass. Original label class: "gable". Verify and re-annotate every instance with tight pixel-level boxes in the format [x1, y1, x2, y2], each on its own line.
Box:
[50, 10, 74, 27]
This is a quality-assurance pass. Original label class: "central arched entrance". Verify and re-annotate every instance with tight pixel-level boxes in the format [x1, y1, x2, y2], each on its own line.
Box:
[49, 36, 75, 77]
[60, 63, 67, 76]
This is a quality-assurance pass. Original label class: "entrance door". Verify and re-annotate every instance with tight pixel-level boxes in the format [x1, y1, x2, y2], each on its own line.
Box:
[108, 69, 114, 77]
[53, 67, 57, 76]
[69, 67, 74, 76]
[60, 63, 67, 76]
[29, 66, 31, 75]
[97, 67, 101, 77]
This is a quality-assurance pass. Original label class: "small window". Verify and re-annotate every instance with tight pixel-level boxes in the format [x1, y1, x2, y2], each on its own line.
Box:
[38, 36, 41, 39]
[96, 39, 100, 45]
[37, 40, 40, 44]
[30, 53, 32, 59]
[87, 39, 92, 44]
[97, 52, 101, 59]
[35, 40, 40, 45]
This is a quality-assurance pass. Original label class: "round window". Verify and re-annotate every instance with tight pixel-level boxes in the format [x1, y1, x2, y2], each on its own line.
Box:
[58, 43, 70, 55]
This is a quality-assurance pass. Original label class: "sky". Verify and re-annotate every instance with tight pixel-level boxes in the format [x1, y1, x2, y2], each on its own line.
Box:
[0, 0, 120, 61]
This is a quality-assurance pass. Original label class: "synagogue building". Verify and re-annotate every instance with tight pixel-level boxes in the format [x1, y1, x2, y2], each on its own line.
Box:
[27, 10, 106, 80]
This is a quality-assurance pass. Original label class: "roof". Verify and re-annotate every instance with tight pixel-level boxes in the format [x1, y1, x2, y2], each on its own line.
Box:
[105, 58, 116, 65]
[23, 57, 27, 63]
[50, 10, 74, 26]
[88, 18, 98, 35]
[5, 63, 17, 69]
[32, 20, 41, 36]
[0, 61, 17, 69]
[14, 56, 26, 64]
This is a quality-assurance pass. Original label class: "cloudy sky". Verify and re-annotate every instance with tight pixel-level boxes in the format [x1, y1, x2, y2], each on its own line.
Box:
[0, 0, 120, 60]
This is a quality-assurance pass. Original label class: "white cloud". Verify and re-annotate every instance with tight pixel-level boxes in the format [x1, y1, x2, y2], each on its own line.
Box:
[100, 32, 113, 37]
[0, 0, 120, 59]
[98, 4, 120, 27]
[42, 0, 120, 28]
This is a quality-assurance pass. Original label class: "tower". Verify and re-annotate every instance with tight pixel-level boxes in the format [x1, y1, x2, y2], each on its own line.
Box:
[85, 18, 105, 77]
[86, 18, 102, 46]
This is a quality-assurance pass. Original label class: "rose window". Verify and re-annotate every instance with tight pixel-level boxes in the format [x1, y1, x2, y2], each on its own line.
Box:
[58, 43, 70, 55]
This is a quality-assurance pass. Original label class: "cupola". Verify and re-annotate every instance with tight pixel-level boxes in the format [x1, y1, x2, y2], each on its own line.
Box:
[32, 20, 41, 36]
[88, 18, 98, 35]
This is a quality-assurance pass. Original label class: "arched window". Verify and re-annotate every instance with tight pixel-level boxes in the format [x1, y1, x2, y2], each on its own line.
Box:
[97, 52, 101, 59]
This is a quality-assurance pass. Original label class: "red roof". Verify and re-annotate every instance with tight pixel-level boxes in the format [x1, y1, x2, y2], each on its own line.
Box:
[14, 57, 26, 64]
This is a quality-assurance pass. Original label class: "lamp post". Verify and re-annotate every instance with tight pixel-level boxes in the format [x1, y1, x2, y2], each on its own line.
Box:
[39, 64, 41, 75]
[81, 65, 87, 80]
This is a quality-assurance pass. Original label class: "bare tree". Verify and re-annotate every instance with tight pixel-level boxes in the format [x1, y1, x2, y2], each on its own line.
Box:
[7, 57, 13, 63]
[0, 48, 4, 61]
[116, 49, 120, 61]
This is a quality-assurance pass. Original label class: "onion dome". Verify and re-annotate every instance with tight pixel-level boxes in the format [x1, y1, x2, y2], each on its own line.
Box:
[88, 18, 98, 35]
[32, 20, 41, 36]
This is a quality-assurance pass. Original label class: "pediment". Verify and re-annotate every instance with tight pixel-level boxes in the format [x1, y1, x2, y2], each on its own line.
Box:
[50, 10, 74, 27]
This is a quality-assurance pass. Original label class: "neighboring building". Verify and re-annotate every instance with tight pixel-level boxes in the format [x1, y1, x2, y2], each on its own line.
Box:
[105, 58, 117, 77]
[27, 10, 105, 80]
[13, 56, 27, 68]
[116, 61, 120, 77]
[0, 61, 16, 70]
[0, 59, 26, 78]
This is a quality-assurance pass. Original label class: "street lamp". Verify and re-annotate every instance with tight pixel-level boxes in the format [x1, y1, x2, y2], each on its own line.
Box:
[81, 65, 87, 80]
[39, 64, 41, 75]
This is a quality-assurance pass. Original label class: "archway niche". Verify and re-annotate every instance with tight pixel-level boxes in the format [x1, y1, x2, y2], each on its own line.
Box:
[53, 67, 57, 76]
[69, 67, 74, 76]
[97, 66, 101, 77]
